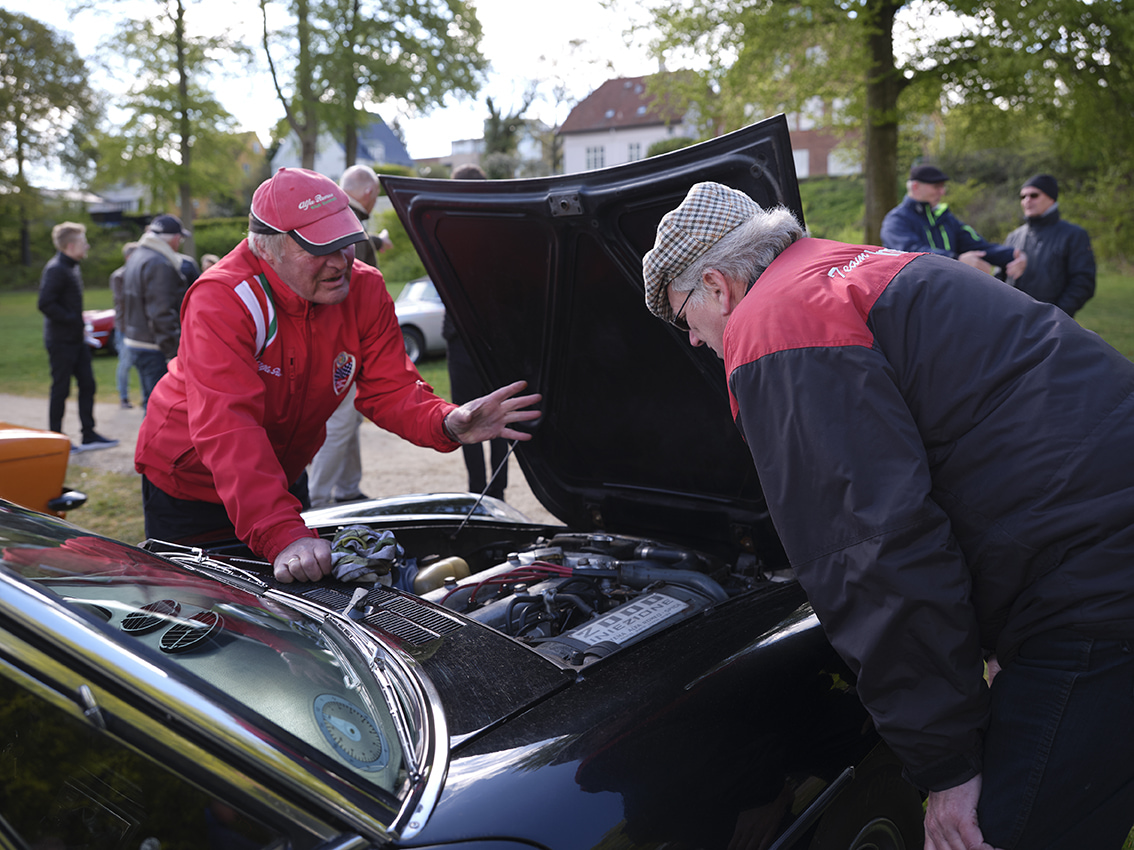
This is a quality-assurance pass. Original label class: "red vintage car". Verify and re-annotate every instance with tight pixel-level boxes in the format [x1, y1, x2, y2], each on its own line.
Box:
[83, 307, 116, 353]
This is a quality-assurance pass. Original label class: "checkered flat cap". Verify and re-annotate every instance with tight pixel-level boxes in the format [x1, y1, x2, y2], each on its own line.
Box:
[643, 182, 761, 321]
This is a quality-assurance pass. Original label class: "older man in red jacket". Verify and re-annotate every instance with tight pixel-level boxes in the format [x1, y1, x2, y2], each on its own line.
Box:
[136, 167, 539, 583]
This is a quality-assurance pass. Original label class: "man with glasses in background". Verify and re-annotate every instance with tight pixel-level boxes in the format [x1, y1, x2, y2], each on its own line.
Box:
[881, 164, 1027, 280]
[1002, 174, 1096, 317]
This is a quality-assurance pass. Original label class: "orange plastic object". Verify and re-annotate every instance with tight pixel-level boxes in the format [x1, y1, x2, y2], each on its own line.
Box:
[0, 422, 80, 516]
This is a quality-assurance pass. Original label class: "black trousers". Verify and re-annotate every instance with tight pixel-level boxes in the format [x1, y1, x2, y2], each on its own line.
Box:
[979, 629, 1134, 848]
[447, 335, 509, 499]
[141, 473, 310, 548]
[46, 340, 96, 437]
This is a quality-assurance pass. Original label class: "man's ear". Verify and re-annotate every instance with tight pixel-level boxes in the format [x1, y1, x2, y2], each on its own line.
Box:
[702, 269, 737, 315]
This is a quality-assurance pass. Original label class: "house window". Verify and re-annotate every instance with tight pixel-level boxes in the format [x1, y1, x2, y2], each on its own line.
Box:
[627, 142, 642, 162]
[586, 146, 606, 170]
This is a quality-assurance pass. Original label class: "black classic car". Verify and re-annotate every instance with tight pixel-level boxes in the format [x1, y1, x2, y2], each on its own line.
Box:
[0, 115, 925, 850]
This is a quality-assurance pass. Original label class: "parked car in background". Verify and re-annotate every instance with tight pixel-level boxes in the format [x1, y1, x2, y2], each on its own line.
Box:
[0, 423, 86, 516]
[0, 117, 927, 850]
[83, 307, 116, 353]
[393, 277, 446, 363]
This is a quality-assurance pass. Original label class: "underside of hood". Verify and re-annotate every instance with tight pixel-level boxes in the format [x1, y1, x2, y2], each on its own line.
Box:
[382, 115, 804, 564]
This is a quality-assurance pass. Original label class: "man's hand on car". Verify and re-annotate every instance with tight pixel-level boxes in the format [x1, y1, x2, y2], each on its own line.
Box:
[274, 536, 332, 583]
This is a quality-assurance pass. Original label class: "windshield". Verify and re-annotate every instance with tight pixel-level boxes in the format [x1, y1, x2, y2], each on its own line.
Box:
[0, 514, 412, 796]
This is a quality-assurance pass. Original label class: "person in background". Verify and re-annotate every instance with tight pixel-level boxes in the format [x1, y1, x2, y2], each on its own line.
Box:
[307, 164, 385, 507]
[122, 214, 188, 410]
[177, 248, 202, 311]
[135, 167, 540, 583]
[644, 181, 1134, 850]
[37, 222, 118, 452]
[443, 162, 510, 501]
[200, 253, 220, 272]
[881, 164, 1027, 279]
[1002, 174, 1096, 317]
[109, 241, 139, 409]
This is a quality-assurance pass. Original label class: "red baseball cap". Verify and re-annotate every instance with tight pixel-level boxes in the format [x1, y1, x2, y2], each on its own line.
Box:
[250, 167, 367, 256]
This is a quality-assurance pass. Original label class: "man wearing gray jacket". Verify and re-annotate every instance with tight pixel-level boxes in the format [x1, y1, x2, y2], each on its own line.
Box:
[122, 214, 188, 410]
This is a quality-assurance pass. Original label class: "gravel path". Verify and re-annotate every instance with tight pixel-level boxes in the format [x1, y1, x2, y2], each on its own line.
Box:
[2, 393, 557, 525]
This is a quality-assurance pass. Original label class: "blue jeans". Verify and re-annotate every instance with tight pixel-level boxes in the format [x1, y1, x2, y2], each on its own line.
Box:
[130, 348, 167, 412]
[115, 328, 133, 402]
[979, 629, 1134, 848]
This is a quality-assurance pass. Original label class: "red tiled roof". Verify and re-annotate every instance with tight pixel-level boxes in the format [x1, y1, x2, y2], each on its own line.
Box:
[559, 75, 687, 135]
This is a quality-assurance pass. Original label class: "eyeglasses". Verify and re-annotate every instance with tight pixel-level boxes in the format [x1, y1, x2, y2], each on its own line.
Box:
[670, 287, 696, 332]
[1020, 192, 1041, 200]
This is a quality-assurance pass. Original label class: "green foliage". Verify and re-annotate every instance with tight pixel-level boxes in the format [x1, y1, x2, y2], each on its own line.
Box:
[799, 177, 866, 242]
[0, 10, 101, 189]
[647, 136, 698, 157]
[372, 208, 426, 285]
[92, 6, 249, 215]
[186, 217, 252, 264]
[268, 0, 487, 169]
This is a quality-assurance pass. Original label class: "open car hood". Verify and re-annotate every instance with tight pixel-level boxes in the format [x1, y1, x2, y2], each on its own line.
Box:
[382, 115, 803, 560]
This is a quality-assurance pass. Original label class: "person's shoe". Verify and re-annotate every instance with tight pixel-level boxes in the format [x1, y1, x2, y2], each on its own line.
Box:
[120, 399, 133, 409]
[334, 492, 370, 504]
[74, 433, 119, 452]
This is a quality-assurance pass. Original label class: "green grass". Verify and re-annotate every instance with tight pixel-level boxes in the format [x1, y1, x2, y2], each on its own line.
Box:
[0, 286, 450, 401]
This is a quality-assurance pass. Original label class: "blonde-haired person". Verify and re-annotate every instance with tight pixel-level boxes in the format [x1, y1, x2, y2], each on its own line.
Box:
[37, 222, 117, 451]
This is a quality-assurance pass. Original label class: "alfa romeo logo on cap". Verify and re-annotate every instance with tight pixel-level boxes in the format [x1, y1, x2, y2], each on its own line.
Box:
[332, 351, 357, 395]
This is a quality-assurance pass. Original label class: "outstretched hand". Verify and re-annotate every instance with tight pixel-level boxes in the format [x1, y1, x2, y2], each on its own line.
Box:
[924, 774, 1002, 850]
[445, 380, 542, 445]
[1005, 249, 1027, 280]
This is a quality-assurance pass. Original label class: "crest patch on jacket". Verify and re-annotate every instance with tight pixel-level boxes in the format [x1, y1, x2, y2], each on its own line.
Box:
[333, 351, 357, 395]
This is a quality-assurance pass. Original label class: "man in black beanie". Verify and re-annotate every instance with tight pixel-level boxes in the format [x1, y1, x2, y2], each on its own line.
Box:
[1003, 174, 1096, 317]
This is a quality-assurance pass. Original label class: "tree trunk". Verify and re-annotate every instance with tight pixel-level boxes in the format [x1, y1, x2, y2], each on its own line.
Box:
[297, 0, 319, 169]
[862, 0, 903, 244]
[174, 0, 196, 254]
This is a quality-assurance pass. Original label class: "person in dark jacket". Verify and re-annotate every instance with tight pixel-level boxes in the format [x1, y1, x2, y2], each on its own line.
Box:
[443, 163, 510, 501]
[1002, 173, 1096, 317]
[37, 222, 118, 452]
[108, 241, 139, 409]
[122, 214, 188, 410]
[881, 164, 1027, 279]
[643, 181, 1134, 850]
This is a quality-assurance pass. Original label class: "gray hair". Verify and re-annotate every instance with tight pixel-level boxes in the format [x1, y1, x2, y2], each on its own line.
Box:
[671, 206, 804, 306]
[247, 230, 290, 264]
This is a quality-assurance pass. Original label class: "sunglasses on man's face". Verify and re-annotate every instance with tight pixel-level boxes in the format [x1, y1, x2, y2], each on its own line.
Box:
[1020, 192, 1042, 200]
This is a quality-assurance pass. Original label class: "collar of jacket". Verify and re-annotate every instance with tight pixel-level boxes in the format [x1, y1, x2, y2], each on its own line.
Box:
[1026, 204, 1061, 226]
[137, 232, 183, 271]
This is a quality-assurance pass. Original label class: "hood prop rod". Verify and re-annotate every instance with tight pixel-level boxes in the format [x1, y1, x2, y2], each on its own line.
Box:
[451, 439, 519, 539]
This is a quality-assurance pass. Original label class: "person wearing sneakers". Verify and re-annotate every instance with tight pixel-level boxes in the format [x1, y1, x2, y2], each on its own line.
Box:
[643, 181, 1134, 850]
[135, 167, 540, 585]
[37, 221, 118, 452]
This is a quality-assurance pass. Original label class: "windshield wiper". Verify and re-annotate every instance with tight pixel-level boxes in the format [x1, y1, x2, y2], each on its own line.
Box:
[155, 545, 270, 592]
[323, 617, 422, 782]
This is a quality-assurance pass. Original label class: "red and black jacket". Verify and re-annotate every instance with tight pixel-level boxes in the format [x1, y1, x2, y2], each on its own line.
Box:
[724, 238, 1134, 791]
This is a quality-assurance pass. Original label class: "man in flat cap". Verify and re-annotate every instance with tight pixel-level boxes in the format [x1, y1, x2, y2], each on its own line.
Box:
[643, 181, 1134, 850]
[135, 167, 540, 583]
[881, 164, 1027, 278]
[122, 213, 191, 409]
[1002, 174, 1096, 317]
